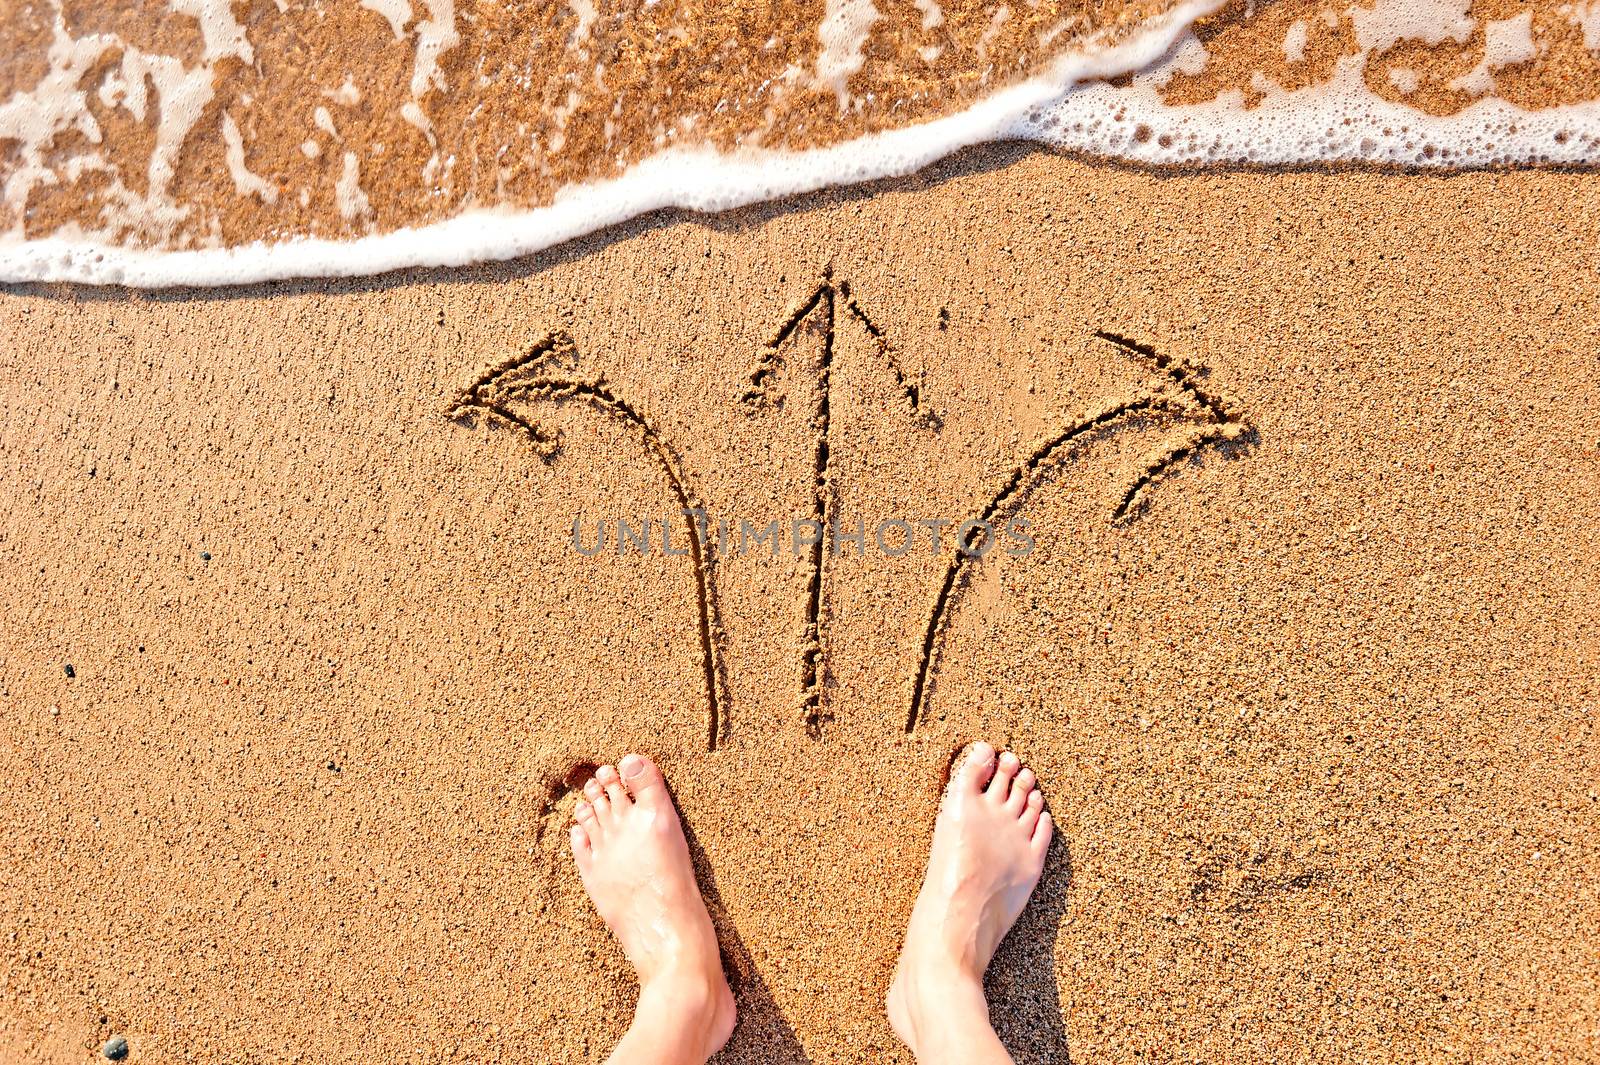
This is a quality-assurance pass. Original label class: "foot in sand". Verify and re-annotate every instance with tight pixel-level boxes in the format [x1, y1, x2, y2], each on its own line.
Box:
[888, 742, 1053, 1065]
[570, 755, 735, 1065]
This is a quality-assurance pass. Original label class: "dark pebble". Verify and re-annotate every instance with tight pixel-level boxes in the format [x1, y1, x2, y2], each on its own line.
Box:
[102, 1035, 128, 1060]
[327, 761, 340, 773]
[200, 551, 211, 561]
[64, 664, 75, 678]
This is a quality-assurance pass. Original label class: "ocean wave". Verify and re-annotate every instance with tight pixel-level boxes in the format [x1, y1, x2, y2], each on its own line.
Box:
[2, 0, 1597, 287]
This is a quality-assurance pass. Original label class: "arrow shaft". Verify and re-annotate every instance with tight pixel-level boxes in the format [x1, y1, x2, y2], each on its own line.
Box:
[800, 285, 836, 736]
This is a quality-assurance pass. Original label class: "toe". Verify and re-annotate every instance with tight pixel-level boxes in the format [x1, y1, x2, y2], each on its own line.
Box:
[569, 824, 592, 863]
[597, 764, 629, 806]
[582, 777, 611, 815]
[619, 754, 669, 809]
[987, 751, 1020, 798]
[573, 799, 599, 837]
[1007, 767, 1036, 811]
[954, 742, 997, 793]
[1020, 789, 1044, 833]
[1031, 810, 1054, 855]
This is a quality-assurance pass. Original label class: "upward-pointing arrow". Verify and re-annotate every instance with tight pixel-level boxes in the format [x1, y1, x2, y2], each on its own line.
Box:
[741, 269, 933, 737]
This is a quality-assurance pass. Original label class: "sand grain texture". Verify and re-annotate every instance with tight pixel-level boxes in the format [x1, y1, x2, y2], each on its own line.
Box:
[2, 149, 1599, 1062]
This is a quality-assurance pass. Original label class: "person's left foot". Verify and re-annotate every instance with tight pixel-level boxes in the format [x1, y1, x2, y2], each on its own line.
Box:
[570, 755, 735, 1058]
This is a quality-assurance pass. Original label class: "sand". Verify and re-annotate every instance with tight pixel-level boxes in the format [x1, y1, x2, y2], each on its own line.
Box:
[3, 148, 1599, 1062]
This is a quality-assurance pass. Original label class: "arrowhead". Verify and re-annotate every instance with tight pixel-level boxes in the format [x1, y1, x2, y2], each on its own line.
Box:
[1094, 329, 1242, 424]
[741, 274, 936, 426]
[740, 278, 831, 410]
[448, 331, 581, 459]
[456, 331, 580, 408]
[1091, 330, 1254, 519]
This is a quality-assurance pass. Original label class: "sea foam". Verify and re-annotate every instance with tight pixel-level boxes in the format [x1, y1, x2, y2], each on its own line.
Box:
[1, 0, 1597, 287]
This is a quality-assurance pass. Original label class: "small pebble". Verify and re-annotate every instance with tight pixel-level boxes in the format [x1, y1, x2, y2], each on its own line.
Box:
[102, 1035, 128, 1060]
[49, 706, 59, 717]
[64, 664, 75, 678]
[200, 551, 211, 561]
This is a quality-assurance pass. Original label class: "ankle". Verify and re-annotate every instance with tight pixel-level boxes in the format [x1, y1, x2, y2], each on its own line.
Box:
[889, 957, 992, 1056]
[638, 960, 726, 1008]
[634, 964, 736, 1056]
[900, 960, 988, 1010]
[907, 936, 988, 986]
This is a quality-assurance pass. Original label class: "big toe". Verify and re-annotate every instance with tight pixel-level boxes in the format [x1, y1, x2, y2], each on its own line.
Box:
[953, 741, 997, 794]
[619, 753, 669, 808]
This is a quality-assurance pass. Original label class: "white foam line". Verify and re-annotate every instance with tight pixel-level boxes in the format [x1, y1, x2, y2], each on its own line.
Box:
[0, 0, 1219, 287]
[1019, 53, 1600, 168]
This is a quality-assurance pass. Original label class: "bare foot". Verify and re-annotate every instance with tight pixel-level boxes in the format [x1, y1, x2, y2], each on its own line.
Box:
[571, 755, 735, 1064]
[887, 742, 1052, 1063]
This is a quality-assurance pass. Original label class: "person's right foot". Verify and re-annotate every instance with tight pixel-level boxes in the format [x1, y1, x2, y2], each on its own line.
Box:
[887, 742, 1052, 1053]
[570, 755, 735, 1061]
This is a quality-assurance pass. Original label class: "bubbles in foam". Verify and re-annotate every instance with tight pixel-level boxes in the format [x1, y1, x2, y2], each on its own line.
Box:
[1017, 7, 1600, 170]
[1569, 1, 1600, 50]
[336, 153, 373, 223]
[360, 0, 414, 40]
[1349, 0, 1474, 52]
[221, 112, 279, 205]
[2, 0, 1598, 286]
[1283, 20, 1309, 63]
[815, 0, 883, 109]
[1444, 12, 1536, 96]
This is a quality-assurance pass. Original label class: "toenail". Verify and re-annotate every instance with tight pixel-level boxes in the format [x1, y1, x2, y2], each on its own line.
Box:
[621, 754, 644, 778]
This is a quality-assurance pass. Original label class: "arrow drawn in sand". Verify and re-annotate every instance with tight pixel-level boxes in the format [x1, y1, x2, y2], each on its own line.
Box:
[904, 331, 1254, 734]
[449, 311, 1251, 750]
[449, 333, 728, 751]
[741, 268, 936, 738]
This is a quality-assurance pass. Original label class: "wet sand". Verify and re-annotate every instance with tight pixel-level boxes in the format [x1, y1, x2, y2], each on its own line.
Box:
[2, 146, 1598, 1062]
[6, 0, 1600, 261]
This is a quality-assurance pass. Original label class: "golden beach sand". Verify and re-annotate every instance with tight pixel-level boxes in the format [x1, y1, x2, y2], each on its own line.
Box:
[2, 145, 1598, 1061]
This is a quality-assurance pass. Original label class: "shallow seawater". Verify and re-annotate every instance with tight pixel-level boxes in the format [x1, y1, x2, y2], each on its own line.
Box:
[1, 0, 1597, 284]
